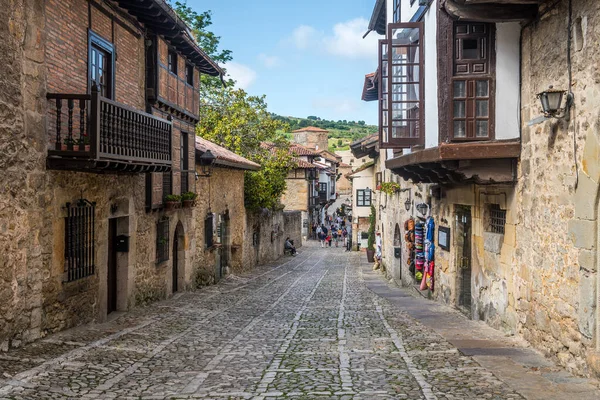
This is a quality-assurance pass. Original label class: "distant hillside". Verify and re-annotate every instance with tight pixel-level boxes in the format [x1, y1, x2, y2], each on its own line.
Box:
[271, 114, 376, 152]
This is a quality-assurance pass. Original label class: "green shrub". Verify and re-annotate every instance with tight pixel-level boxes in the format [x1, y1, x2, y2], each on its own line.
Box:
[367, 205, 376, 251]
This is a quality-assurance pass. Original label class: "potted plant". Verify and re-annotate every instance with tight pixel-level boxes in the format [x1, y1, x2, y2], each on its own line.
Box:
[164, 194, 181, 211]
[366, 205, 376, 262]
[181, 192, 197, 208]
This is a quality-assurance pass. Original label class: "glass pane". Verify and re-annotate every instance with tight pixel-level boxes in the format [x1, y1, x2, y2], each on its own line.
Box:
[454, 81, 466, 98]
[476, 120, 489, 137]
[462, 39, 478, 59]
[476, 80, 489, 97]
[391, 84, 419, 101]
[392, 121, 419, 139]
[476, 100, 489, 117]
[391, 102, 419, 120]
[454, 121, 466, 138]
[454, 101, 466, 118]
[391, 27, 420, 47]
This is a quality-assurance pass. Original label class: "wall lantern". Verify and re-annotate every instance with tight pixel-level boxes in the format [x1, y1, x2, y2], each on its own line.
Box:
[197, 149, 216, 177]
[416, 202, 429, 216]
[537, 86, 573, 119]
[404, 198, 412, 212]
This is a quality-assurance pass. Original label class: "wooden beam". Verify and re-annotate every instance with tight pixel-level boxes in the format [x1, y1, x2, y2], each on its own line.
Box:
[443, 0, 538, 22]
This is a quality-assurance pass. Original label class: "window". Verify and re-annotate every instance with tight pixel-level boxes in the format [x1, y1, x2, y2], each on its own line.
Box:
[357, 189, 371, 207]
[205, 213, 214, 248]
[393, 0, 401, 23]
[319, 182, 327, 193]
[168, 50, 178, 75]
[451, 22, 494, 140]
[88, 31, 114, 99]
[376, 172, 382, 188]
[186, 64, 194, 86]
[486, 204, 506, 234]
[380, 23, 424, 148]
[162, 171, 172, 201]
[180, 132, 189, 193]
[156, 218, 169, 263]
[64, 199, 96, 282]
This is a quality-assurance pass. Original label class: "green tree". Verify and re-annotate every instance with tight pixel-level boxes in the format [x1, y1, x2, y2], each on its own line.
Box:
[367, 205, 376, 251]
[337, 139, 343, 146]
[196, 87, 294, 210]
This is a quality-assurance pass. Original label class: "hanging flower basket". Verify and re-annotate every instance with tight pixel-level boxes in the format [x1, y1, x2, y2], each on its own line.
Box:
[380, 182, 402, 195]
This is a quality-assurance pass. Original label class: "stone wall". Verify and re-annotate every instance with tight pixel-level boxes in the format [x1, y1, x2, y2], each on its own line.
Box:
[281, 176, 309, 211]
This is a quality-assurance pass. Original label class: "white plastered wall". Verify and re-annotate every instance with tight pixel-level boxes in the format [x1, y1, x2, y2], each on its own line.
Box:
[495, 22, 521, 140]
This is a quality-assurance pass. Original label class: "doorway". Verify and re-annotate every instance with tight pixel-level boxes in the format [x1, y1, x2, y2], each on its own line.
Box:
[173, 222, 184, 293]
[216, 211, 230, 282]
[455, 205, 472, 315]
[107, 218, 117, 314]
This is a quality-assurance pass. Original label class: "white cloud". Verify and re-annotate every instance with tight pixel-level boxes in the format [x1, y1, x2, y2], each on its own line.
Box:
[291, 25, 317, 49]
[323, 18, 377, 59]
[224, 62, 257, 90]
[287, 18, 378, 60]
[258, 53, 282, 68]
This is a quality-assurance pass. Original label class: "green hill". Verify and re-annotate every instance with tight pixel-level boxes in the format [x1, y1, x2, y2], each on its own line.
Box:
[271, 114, 376, 152]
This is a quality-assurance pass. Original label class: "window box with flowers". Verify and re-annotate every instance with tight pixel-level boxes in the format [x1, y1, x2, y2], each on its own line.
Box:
[380, 182, 402, 195]
[181, 192, 197, 208]
[164, 194, 181, 211]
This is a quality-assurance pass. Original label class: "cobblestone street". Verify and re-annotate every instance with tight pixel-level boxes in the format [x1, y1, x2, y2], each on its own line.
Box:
[1, 243, 599, 399]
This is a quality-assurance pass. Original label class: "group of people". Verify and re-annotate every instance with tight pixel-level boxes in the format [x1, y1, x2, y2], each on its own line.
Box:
[314, 214, 352, 251]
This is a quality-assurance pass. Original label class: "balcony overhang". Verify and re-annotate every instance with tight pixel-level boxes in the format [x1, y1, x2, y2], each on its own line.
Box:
[364, 0, 386, 37]
[361, 71, 379, 102]
[442, 0, 539, 22]
[386, 139, 520, 185]
[350, 135, 378, 159]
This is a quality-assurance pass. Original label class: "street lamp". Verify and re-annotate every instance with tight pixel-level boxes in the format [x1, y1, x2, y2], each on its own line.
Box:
[537, 86, 573, 119]
[198, 149, 216, 177]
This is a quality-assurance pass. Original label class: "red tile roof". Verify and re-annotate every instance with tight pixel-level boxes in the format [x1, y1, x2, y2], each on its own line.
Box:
[290, 143, 319, 156]
[292, 126, 329, 133]
[195, 136, 260, 171]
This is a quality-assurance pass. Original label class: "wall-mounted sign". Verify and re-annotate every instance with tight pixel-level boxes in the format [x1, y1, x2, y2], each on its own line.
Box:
[438, 226, 450, 251]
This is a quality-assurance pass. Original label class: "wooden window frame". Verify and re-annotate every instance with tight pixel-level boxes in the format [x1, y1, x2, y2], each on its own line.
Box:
[180, 132, 189, 194]
[382, 22, 425, 149]
[356, 189, 372, 207]
[449, 22, 495, 141]
[393, 0, 402, 23]
[88, 30, 115, 99]
[185, 63, 194, 86]
[168, 50, 178, 75]
[156, 217, 169, 263]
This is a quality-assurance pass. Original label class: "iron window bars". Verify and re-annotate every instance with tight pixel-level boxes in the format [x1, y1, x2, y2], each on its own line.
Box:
[205, 213, 214, 248]
[156, 217, 170, 263]
[64, 199, 96, 282]
[488, 204, 506, 234]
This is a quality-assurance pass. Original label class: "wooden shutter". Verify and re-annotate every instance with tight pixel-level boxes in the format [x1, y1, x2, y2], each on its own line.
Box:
[382, 22, 424, 149]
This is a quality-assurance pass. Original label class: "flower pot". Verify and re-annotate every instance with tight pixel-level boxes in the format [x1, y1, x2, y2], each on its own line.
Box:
[61, 144, 90, 152]
[182, 200, 195, 208]
[366, 249, 375, 263]
[165, 201, 180, 211]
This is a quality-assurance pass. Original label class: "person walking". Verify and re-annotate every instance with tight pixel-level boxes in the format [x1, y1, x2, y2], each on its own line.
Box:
[332, 229, 339, 247]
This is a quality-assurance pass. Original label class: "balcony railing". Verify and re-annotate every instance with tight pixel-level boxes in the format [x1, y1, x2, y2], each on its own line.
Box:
[47, 86, 172, 173]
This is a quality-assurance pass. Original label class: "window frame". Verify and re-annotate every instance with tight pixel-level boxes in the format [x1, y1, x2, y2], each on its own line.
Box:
[381, 22, 425, 149]
[393, 0, 402, 23]
[64, 199, 96, 282]
[156, 217, 170, 264]
[185, 63, 194, 86]
[449, 22, 496, 141]
[356, 189, 372, 207]
[168, 50, 178, 75]
[88, 30, 115, 99]
[205, 213, 214, 249]
[375, 172, 383, 188]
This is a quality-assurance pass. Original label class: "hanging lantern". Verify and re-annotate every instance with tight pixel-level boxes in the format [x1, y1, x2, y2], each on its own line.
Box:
[537, 86, 567, 118]
[198, 149, 216, 176]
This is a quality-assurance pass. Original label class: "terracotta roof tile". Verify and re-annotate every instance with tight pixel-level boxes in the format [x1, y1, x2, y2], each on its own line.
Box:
[289, 143, 319, 156]
[195, 136, 260, 171]
[292, 126, 329, 133]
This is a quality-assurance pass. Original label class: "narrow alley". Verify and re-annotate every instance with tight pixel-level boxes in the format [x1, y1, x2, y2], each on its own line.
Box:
[1, 243, 599, 399]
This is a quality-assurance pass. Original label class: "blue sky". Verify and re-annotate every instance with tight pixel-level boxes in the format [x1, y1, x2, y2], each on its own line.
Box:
[184, 0, 382, 125]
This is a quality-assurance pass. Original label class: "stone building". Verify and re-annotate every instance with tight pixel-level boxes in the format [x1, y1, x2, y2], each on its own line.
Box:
[336, 163, 353, 195]
[292, 126, 329, 152]
[359, 0, 600, 378]
[335, 149, 370, 170]
[347, 161, 375, 249]
[0, 0, 269, 351]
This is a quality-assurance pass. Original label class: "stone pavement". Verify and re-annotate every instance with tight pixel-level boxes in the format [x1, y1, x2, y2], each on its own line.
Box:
[0, 242, 599, 399]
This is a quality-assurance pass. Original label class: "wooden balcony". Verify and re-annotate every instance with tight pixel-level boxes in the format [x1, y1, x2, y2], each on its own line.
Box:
[318, 191, 329, 204]
[46, 87, 172, 173]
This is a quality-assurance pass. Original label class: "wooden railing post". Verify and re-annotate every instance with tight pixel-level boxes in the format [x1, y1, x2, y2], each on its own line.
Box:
[167, 115, 173, 163]
[90, 85, 100, 159]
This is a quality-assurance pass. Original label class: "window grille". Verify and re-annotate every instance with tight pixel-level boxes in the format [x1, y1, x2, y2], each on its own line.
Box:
[163, 171, 172, 199]
[64, 199, 96, 282]
[488, 204, 506, 234]
[156, 217, 169, 263]
[205, 213, 214, 248]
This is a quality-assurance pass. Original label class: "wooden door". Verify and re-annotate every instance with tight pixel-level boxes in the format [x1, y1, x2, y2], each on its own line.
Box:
[107, 219, 117, 314]
[455, 206, 472, 314]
